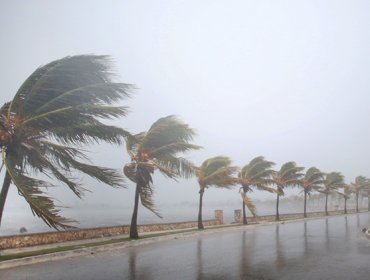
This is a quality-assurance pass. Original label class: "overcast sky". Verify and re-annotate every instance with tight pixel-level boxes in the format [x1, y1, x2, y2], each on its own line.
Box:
[1, 0, 370, 228]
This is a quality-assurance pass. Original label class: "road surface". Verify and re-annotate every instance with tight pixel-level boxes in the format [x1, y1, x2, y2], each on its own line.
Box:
[1, 213, 370, 279]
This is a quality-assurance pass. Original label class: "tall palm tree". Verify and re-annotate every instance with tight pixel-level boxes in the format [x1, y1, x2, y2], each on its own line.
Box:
[238, 156, 275, 224]
[301, 167, 324, 218]
[195, 156, 238, 229]
[272, 162, 304, 221]
[337, 184, 353, 214]
[123, 115, 201, 239]
[351, 176, 368, 213]
[361, 181, 370, 211]
[318, 172, 344, 215]
[0, 55, 131, 229]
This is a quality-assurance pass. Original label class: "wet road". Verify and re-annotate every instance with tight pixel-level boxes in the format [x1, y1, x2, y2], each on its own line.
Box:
[1, 213, 370, 280]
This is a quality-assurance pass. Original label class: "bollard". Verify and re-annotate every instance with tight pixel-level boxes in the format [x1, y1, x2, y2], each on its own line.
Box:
[234, 209, 242, 223]
[214, 210, 224, 224]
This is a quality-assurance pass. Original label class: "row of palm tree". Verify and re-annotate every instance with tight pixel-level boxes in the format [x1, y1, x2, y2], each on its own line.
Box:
[194, 156, 370, 230]
[1, 55, 369, 240]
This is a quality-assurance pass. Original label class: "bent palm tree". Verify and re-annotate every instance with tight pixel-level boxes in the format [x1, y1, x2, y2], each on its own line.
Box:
[238, 156, 275, 224]
[195, 156, 238, 229]
[318, 172, 344, 215]
[0, 55, 131, 229]
[337, 184, 353, 214]
[272, 162, 304, 221]
[361, 181, 370, 211]
[123, 115, 201, 239]
[301, 167, 324, 218]
[351, 176, 368, 213]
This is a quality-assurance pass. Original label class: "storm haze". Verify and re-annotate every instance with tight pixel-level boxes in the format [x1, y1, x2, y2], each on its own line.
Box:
[1, 0, 370, 233]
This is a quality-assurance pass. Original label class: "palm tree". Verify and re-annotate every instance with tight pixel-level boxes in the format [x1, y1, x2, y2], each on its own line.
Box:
[361, 181, 370, 211]
[318, 172, 344, 215]
[195, 156, 238, 229]
[351, 176, 368, 213]
[272, 162, 304, 221]
[123, 115, 201, 239]
[301, 167, 324, 218]
[337, 184, 353, 214]
[238, 156, 275, 224]
[0, 55, 131, 229]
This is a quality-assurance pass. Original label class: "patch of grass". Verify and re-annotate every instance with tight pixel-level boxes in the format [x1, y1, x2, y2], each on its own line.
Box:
[0, 237, 131, 262]
[0, 228, 201, 262]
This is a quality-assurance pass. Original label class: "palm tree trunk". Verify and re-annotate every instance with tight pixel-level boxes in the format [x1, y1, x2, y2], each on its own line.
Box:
[0, 171, 12, 227]
[242, 186, 248, 225]
[344, 197, 347, 214]
[198, 188, 204, 230]
[325, 193, 328, 216]
[356, 192, 359, 213]
[130, 183, 141, 239]
[304, 192, 307, 218]
[276, 193, 280, 221]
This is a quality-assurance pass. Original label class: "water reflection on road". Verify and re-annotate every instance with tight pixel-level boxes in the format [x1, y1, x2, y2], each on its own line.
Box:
[1, 213, 370, 280]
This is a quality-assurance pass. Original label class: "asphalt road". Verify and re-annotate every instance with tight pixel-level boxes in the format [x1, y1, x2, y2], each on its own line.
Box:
[1, 213, 370, 280]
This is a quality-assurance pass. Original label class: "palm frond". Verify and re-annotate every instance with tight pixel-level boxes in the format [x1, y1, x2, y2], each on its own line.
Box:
[324, 172, 345, 190]
[125, 132, 146, 158]
[141, 115, 197, 151]
[153, 156, 195, 179]
[4, 155, 75, 230]
[123, 162, 138, 183]
[20, 142, 86, 198]
[34, 83, 132, 115]
[254, 184, 276, 193]
[241, 156, 275, 179]
[139, 184, 162, 218]
[197, 156, 238, 189]
[240, 189, 257, 216]
[200, 156, 232, 177]
[12, 55, 131, 117]
[150, 142, 202, 158]
[68, 160, 126, 188]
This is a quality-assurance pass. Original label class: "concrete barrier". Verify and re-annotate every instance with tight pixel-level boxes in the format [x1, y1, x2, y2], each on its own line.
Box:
[0, 210, 223, 250]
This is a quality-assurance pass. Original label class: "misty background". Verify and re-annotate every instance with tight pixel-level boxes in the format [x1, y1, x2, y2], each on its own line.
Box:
[1, 0, 370, 235]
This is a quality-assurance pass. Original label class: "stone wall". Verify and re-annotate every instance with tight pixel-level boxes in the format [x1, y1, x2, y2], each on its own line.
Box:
[0, 211, 224, 250]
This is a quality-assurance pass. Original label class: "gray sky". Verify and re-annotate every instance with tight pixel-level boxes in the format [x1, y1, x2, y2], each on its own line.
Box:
[1, 0, 370, 227]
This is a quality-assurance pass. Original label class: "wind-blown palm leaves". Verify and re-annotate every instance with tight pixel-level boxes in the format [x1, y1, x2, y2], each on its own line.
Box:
[318, 172, 345, 215]
[300, 167, 324, 218]
[351, 176, 369, 213]
[272, 161, 304, 221]
[238, 156, 275, 224]
[123, 115, 201, 239]
[195, 156, 238, 229]
[0, 55, 131, 230]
